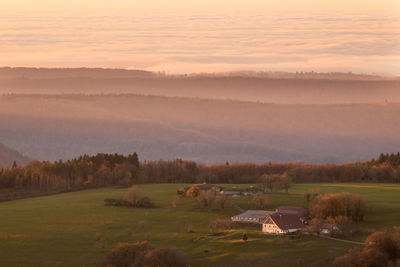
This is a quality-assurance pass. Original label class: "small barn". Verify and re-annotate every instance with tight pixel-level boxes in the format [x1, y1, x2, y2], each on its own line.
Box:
[231, 210, 275, 224]
[262, 213, 306, 234]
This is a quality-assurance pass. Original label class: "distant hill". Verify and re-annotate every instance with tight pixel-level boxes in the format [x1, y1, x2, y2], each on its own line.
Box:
[1, 67, 399, 104]
[0, 143, 30, 168]
[1, 94, 400, 164]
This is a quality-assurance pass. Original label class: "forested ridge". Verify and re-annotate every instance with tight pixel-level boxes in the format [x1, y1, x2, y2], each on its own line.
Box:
[1, 153, 399, 199]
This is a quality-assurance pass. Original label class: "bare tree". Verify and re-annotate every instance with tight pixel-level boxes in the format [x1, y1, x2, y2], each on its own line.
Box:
[215, 195, 232, 210]
[259, 174, 278, 193]
[123, 185, 140, 205]
[196, 189, 216, 209]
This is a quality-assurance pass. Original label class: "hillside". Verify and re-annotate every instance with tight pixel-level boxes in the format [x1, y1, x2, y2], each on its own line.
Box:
[0, 183, 398, 266]
[0, 142, 29, 167]
[1, 94, 399, 163]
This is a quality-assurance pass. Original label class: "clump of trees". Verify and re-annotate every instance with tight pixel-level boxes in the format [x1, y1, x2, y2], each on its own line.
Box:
[309, 192, 367, 223]
[105, 186, 155, 208]
[308, 216, 352, 237]
[259, 173, 292, 193]
[101, 241, 188, 267]
[373, 152, 400, 167]
[0, 153, 139, 194]
[334, 227, 400, 266]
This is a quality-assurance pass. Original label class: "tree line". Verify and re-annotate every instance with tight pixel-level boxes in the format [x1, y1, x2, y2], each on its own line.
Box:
[1, 152, 400, 197]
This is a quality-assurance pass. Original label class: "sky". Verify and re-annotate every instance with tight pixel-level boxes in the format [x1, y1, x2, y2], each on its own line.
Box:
[1, 0, 400, 74]
[2, 0, 400, 14]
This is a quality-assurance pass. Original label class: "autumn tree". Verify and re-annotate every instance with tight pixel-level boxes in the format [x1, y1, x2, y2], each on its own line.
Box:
[309, 192, 367, 223]
[101, 241, 188, 267]
[334, 227, 400, 267]
[186, 185, 200, 198]
[305, 188, 322, 202]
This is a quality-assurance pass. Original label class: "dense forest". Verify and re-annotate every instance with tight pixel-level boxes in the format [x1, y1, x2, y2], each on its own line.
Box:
[3, 94, 400, 164]
[1, 153, 399, 199]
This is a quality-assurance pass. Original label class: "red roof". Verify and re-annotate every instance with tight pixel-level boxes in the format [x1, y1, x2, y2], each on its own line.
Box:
[270, 213, 305, 231]
[276, 206, 308, 216]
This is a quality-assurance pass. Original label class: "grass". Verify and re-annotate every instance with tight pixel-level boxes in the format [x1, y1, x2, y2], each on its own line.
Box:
[0, 183, 399, 266]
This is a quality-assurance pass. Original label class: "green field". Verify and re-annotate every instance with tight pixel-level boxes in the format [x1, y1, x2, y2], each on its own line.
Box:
[0, 183, 399, 267]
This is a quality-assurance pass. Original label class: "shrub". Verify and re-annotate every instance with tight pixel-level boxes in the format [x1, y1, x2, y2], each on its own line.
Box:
[177, 187, 187, 195]
[187, 225, 194, 233]
[104, 198, 133, 207]
[141, 247, 188, 267]
[136, 197, 155, 208]
[172, 197, 180, 209]
[100, 241, 188, 267]
[186, 186, 200, 198]
[95, 232, 102, 241]
[137, 220, 148, 230]
[209, 218, 237, 232]
[100, 241, 152, 267]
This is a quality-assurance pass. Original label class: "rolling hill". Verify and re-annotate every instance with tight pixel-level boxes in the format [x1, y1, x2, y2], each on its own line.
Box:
[1, 94, 399, 164]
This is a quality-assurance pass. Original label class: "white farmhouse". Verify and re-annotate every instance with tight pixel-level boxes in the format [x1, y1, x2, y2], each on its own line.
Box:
[262, 213, 306, 234]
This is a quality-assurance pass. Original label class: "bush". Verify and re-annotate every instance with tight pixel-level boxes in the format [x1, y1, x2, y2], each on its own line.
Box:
[104, 198, 133, 207]
[136, 197, 155, 208]
[137, 220, 148, 230]
[172, 197, 180, 209]
[209, 218, 237, 231]
[187, 225, 194, 233]
[100, 241, 152, 267]
[100, 241, 188, 267]
[177, 187, 187, 195]
[186, 186, 200, 198]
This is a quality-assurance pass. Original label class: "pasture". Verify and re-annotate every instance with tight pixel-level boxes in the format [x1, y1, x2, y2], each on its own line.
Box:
[0, 183, 399, 266]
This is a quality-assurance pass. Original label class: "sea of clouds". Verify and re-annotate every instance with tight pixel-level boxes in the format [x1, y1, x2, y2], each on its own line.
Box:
[1, 13, 399, 74]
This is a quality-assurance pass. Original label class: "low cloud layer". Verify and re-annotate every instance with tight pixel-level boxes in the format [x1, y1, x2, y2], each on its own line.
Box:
[1, 14, 399, 74]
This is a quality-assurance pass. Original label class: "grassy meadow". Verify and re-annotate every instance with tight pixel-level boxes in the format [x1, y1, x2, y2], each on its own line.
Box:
[0, 183, 399, 267]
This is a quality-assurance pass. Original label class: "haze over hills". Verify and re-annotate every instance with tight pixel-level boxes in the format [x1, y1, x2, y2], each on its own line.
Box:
[0, 142, 30, 168]
[1, 67, 400, 104]
[1, 93, 400, 164]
